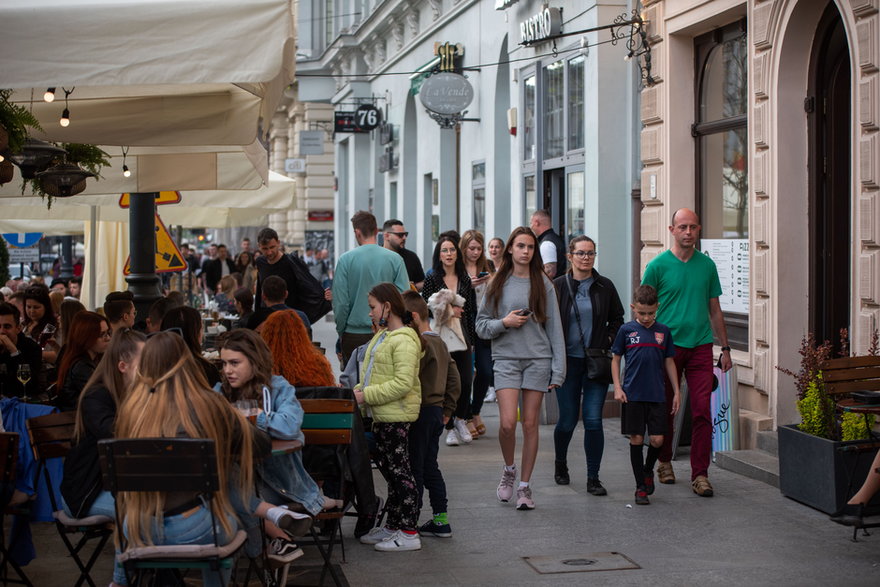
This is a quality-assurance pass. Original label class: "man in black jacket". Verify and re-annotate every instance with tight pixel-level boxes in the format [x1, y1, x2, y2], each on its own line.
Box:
[0, 302, 43, 398]
[530, 209, 567, 278]
[202, 244, 236, 293]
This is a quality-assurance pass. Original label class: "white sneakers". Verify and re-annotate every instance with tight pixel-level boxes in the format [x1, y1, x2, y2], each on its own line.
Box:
[373, 529, 422, 552]
[453, 419, 473, 443]
[485, 387, 496, 402]
[445, 429, 460, 446]
[360, 526, 421, 552]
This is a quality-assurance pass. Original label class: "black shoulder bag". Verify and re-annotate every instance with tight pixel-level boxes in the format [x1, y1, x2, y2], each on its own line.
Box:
[565, 277, 613, 384]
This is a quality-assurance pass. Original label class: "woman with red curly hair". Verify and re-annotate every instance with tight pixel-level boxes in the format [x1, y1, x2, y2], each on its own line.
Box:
[260, 310, 335, 387]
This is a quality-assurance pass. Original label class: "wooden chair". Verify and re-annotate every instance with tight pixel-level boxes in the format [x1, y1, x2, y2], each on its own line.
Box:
[98, 438, 247, 587]
[298, 398, 355, 587]
[0, 432, 32, 587]
[820, 356, 880, 540]
[26, 412, 112, 587]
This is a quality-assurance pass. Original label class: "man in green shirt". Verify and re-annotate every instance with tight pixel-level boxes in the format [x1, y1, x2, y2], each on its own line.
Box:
[332, 211, 410, 365]
[641, 208, 732, 498]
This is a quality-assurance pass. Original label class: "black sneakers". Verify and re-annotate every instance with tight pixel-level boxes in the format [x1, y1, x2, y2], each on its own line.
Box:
[586, 478, 607, 496]
[554, 460, 570, 485]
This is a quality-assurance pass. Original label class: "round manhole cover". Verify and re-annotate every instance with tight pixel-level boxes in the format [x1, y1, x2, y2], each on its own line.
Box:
[562, 558, 598, 566]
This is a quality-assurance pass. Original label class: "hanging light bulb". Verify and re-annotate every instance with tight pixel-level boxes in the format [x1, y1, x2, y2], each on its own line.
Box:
[624, 52, 633, 62]
[121, 146, 131, 178]
[44, 87, 56, 102]
[59, 87, 75, 127]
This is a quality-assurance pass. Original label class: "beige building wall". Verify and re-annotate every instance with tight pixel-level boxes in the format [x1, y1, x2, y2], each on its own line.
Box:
[639, 0, 880, 447]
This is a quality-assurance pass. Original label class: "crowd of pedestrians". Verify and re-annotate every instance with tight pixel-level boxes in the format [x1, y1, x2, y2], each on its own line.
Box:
[0, 206, 746, 575]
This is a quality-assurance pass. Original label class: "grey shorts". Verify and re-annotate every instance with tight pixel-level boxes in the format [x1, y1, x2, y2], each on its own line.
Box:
[493, 358, 553, 392]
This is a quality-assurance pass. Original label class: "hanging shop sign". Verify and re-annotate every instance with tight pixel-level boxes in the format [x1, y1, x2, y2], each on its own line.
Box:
[378, 122, 394, 145]
[378, 146, 397, 173]
[285, 158, 306, 173]
[419, 72, 474, 115]
[334, 104, 382, 133]
[2, 232, 42, 264]
[519, 7, 563, 45]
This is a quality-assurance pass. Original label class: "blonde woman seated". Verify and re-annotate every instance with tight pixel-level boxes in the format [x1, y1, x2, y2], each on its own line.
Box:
[111, 332, 309, 586]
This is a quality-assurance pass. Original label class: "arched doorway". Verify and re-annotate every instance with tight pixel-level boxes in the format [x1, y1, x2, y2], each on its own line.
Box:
[808, 2, 851, 350]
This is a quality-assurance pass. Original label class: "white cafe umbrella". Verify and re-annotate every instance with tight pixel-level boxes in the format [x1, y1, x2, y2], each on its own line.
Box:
[0, 0, 296, 189]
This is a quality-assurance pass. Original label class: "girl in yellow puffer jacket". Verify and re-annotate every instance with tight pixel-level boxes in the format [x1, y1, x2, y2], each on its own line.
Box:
[353, 283, 424, 552]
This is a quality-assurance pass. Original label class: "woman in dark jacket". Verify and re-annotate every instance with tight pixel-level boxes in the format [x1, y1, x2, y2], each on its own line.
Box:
[422, 235, 478, 446]
[55, 312, 111, 412]
[60, 328, 145, 519]
[552, 235, 624, 495]
[161, 305, 221, 387]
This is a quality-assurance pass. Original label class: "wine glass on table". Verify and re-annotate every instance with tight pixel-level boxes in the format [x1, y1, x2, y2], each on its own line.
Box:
[17, 364, 31, 402]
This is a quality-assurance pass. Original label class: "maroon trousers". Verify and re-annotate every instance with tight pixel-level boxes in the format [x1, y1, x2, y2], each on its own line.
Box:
[659, 343, 714, 480]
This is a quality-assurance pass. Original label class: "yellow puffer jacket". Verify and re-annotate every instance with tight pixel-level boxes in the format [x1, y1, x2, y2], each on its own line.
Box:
[357, 326, 422, 423]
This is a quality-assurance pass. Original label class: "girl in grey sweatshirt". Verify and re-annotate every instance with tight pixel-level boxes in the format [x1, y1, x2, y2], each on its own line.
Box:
[475, 227, 566, 511]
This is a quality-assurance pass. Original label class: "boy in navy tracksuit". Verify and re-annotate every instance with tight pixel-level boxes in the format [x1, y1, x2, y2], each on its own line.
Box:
[611, 285, 680, 505]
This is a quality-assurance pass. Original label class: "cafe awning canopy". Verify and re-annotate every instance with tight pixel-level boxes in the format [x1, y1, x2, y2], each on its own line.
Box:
[0, 171, 296, 232]
[0, 0, 295, 189]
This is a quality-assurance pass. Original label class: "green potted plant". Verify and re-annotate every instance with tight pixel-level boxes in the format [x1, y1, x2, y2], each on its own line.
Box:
[22, 142, 111, 208]
[0, 89, 42, 154]
[777, 330, 879, 513]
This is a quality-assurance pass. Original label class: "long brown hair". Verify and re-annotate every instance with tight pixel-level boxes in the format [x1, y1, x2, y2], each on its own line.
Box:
[460, 230, 490, 275]
[59, 299, 86, 347]
[483, 226, 548, 323]
[114, 332, 253, 546]
[56, 311, 108, 390]
[261, 310, 335, 387]
[74, 328, 146, 440]
[217, 328, 275, 402]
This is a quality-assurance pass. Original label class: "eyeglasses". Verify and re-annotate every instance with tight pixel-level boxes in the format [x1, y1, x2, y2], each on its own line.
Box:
[439, 248, 457, 254]
[387, 231, 409, 238]
[572, 251, 597, 259]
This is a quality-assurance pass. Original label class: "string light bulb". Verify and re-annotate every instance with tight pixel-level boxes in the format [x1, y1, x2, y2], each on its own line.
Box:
[44, 88, 56, 103]
[59, 87, 75, 127]
[121, 146, 131, 178]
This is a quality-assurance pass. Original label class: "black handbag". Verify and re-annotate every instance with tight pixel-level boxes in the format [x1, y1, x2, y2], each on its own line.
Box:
[565, 277, 613, 385]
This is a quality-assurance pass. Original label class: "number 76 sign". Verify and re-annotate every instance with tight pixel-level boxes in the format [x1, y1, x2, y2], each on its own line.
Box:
[334, 104, 381, 134]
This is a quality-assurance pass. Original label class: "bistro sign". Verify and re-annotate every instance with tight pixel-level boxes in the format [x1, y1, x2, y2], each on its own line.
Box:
[519, 7, 562, 45]
[419, 72, 474, 115]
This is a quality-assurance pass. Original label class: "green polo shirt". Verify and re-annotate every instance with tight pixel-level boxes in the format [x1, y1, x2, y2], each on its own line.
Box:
[641, 249, 722, 349]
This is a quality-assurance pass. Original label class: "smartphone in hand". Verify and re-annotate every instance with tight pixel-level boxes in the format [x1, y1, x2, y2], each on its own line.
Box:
[516, 308, 533, 316]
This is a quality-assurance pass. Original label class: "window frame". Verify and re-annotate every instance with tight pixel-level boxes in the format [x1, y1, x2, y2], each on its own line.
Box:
[693, 19, 749, 351]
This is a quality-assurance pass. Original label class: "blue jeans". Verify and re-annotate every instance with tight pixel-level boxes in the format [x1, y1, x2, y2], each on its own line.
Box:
[61, 490, 115, 519]
[114, 504, 237, 586]
[553, 356, 608, 479]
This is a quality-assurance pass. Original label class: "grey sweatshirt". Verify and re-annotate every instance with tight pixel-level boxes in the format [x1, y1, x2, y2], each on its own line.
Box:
[475, 274, 567, 387]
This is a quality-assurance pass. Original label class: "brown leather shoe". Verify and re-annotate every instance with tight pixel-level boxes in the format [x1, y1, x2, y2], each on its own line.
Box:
[657, 461, 675, 484]
[692, 475, 714, 497]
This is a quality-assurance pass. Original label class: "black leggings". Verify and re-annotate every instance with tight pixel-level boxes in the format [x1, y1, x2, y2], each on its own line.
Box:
[445, 349, 473, 429]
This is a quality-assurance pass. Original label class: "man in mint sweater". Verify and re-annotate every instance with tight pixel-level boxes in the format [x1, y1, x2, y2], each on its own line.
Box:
[332, 211, 411, 364]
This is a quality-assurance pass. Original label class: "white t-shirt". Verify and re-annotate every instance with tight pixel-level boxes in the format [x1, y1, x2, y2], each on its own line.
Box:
[539, 240, 557, 266]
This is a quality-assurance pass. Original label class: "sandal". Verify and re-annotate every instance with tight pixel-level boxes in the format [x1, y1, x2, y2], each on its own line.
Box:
[475, 423, 487, 436]
[466, 420, 480, 438]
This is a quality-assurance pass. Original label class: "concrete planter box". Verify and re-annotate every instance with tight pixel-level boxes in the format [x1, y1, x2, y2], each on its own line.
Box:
[778, 424, 880, 514]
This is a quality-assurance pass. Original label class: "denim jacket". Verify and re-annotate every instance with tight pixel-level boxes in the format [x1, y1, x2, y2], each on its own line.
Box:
[216, 375, 323, 515]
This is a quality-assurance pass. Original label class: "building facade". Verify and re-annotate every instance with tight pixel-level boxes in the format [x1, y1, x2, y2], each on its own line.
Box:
[296, 0, 640, 301]
[639, 0, 880, 444]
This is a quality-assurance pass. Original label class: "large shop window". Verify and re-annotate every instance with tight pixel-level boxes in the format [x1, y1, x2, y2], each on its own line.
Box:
[694, 20, 749, 351]
[472, 161, 486, 235]
[523, 75, 537, 161]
